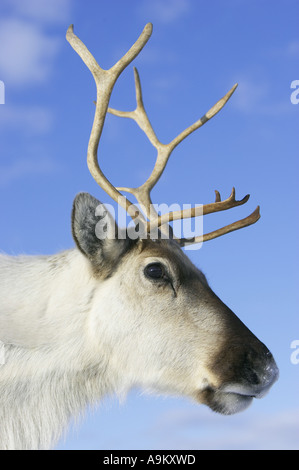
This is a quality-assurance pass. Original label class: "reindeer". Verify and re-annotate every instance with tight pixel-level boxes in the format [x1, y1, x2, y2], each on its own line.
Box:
[0, 23, 278, 450]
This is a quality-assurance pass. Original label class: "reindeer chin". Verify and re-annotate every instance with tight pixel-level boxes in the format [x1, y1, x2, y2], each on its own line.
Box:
[196, 387, 254, 415]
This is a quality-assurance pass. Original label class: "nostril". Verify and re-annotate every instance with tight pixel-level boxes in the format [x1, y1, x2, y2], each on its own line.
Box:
[244, 368, 260, 385]
[216, 343, 279, 401]
[254, 357, 279, 398]
[240, 347, 279, 398]
[222, 358, 279, 400]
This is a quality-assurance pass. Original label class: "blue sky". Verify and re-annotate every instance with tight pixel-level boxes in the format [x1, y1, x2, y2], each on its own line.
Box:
[0, 0, 298, 450]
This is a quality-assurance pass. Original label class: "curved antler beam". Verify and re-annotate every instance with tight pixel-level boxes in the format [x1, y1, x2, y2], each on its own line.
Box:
[67, 24, 260, 245]
[66, 23, 153, 224]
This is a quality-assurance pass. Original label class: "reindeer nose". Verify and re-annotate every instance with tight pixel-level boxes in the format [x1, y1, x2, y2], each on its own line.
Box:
[221, 347, 279, 399]
[252, 351, 279, 398]
[244, 348, 279, 398]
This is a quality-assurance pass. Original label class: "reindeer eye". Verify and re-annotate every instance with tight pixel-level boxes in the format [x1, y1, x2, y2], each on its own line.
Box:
[144, 263, 165, 280]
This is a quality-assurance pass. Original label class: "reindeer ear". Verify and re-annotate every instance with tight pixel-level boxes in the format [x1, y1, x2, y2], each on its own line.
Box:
[72, 192, 132, 274]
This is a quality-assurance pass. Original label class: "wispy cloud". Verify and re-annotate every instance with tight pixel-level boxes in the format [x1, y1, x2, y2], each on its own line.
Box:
[233, 77, 291, 116]
[285, 40, 299, 58]
[4, 0, 71, 24]
[233, 78, 268, 113]
[269, 39, 299, 60]
[0, 156, 58, 188]
[0, 0, 72, 87]
[0, 104, 53, 134]
[139, 0, 191, 24]
[0, 0, 72, 135]
[150, 405, 299, 450]
[0, 18, 60, 87]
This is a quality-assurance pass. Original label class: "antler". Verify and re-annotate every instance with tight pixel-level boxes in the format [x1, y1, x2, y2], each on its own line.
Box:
[156, 187, 260, 245]
[67, 23, 260, 245]
[66, 23, 153, 226]
[108, 67, 260, 242]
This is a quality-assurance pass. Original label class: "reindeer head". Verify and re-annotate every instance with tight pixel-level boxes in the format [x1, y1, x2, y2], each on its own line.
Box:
[67, 24, 278, 415]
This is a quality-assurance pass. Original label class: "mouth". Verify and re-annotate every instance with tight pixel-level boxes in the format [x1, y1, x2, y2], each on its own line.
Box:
[196, 364, 279, 415]
[197, 387, 256, 415]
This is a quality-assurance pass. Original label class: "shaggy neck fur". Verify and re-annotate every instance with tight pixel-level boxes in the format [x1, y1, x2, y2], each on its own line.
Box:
[0, 250, 120, 450]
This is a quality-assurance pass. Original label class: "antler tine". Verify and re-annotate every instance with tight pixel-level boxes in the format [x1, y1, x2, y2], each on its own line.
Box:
[109, 67, 160, 151]
[143, 83, 238, 199]
[108, 67, 163, 219]
[181, 206, 261, 246]
[66, 23, 153, 223]
[154, 187, 259, 245]
[136, 185, 258, 246]
[156, 187, 250, 226]
[108, 67, 238, 226]
[67, 24, 260, 245]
